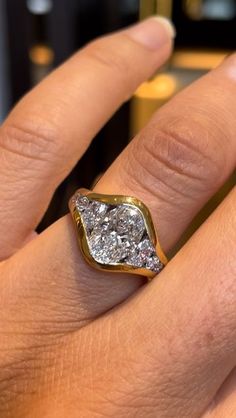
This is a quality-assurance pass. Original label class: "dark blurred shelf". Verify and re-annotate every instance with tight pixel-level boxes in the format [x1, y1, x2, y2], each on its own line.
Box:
[3, 0, 236, 230]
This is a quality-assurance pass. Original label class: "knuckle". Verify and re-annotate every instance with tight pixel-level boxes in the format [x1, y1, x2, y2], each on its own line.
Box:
[86, 36, 130, 74]
[129, 117, 227, 201]
[0, 118, 65, 165]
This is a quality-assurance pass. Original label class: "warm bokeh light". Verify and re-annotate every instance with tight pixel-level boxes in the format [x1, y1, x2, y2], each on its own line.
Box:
[172, 50, 228, 70]
[135, 73, 178, 100]
[29, 44, 54, 66]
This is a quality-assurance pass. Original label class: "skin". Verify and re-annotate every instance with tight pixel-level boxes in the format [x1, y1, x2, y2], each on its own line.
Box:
[0, 17, 235, 417]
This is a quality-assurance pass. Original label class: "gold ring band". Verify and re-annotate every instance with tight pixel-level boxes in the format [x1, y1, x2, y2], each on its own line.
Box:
[69, 188, 167, 280]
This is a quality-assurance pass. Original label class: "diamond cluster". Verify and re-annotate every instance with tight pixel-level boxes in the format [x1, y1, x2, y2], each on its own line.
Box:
[74, 193, 164, 274]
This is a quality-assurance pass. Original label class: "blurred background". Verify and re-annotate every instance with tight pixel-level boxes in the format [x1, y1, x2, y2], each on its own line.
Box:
[0, 0, 235, 245]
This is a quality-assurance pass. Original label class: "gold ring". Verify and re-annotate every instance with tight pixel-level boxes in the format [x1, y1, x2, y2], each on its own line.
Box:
[69, 189, 168, 280]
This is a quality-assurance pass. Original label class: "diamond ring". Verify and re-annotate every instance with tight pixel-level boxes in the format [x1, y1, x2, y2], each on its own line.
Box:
[69, 189, 168, 279]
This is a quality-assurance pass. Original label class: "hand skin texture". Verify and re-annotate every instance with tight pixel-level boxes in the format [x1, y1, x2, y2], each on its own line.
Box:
[0, 17, 235, 418]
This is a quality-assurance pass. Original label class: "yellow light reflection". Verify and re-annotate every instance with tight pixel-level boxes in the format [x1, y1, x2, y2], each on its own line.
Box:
[131, 73, 179, 136]
[29, 44, 54, 66]
[135, 73, 178, 100]
[172, 50, 228, 70]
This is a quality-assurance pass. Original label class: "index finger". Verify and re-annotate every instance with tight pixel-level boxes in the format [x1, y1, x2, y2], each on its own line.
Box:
[0, 17, 174, 259]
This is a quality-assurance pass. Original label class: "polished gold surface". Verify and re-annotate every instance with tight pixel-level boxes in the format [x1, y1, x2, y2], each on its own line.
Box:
[69, 189, 168, 279]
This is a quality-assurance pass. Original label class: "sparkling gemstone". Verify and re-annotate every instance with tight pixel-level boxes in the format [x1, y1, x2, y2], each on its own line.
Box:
[126, 239, 157, 270]
[138, 239, 155, 258]
[89, 230, 129, 264]
[75, 196, 162, 272]
[146, 256, 164, 273]
[75, 195, 90, 212]
[108, 205, 145, 242]
[91, 201, 107, 217]
[80, 200, 107, 231]
[71, 192, 82, 206]
[126, 251, 144, 268]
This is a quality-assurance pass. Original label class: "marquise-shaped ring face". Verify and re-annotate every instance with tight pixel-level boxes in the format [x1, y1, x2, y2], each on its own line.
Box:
[69, 189, 167, 279]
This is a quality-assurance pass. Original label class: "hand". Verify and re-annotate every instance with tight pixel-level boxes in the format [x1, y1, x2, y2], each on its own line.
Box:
[0, 17, 235, 417]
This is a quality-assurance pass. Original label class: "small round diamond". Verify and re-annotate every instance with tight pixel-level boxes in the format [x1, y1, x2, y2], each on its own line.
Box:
[126, 252, 144, 268]
[138, 239, 155, 258]
[75, 195, 90, 212]
[146, 256, 163, 273]
[90, 201, 107, 217]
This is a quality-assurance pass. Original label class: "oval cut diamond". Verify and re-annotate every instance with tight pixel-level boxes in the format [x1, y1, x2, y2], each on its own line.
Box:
[89, 230, 129, 264]
[108, 205, 145, 242]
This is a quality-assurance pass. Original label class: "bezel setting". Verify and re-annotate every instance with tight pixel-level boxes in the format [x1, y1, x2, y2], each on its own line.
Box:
[69, 189, 167, 279]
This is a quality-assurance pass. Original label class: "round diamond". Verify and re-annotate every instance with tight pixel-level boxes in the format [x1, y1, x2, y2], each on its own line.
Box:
[126, 239, 156, 269]
[75, 195, 90, 212]
[146, 256, 163, 273]
[91, 201, 107, 217]
[126, 252, 144, 268]
[138, 239, 155, 258]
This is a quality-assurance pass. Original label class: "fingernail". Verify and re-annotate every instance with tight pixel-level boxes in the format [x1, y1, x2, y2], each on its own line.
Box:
[127, 16, 176, 50]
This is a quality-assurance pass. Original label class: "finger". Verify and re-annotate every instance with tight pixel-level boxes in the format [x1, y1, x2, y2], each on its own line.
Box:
[203, 369, 236, 417]
[80, 187, 235, 418]
[95, 54, 236, 251]
[13, 53, 236, 328]
[11, 188, 236, 417]
[0, 17, 174, 259]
